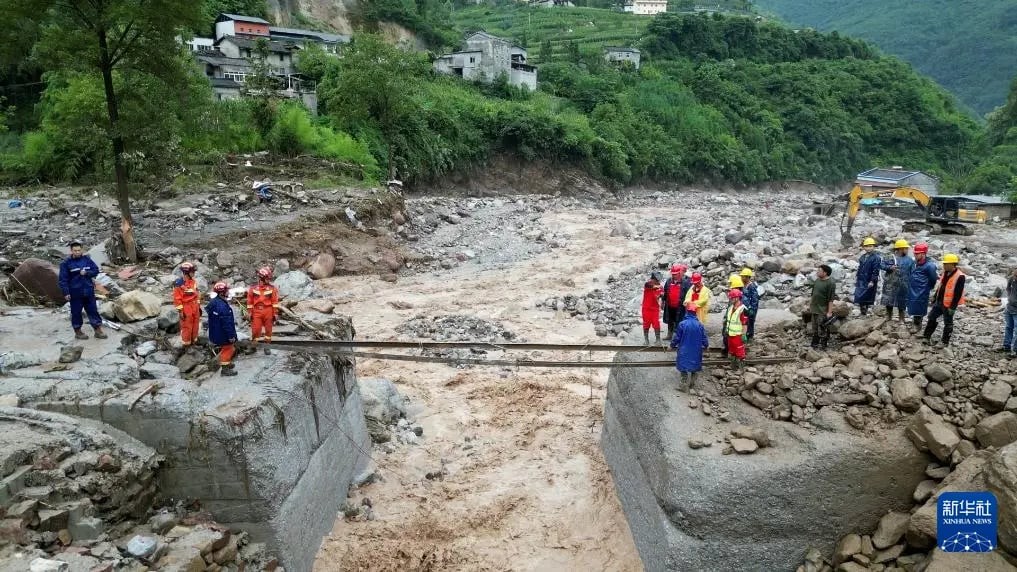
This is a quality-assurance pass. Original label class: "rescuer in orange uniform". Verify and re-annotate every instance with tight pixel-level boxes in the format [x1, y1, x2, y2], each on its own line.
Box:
[247, 266, 280, 354]
[172, 262, 201, 347]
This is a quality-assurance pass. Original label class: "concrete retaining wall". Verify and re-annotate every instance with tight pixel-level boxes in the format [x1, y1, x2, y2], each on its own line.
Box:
[1, 310, 370, 572]
[37, 351, 369, 572]
[601, 349, 928, 571]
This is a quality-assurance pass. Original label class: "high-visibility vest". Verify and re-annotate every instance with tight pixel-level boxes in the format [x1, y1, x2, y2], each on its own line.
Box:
[939, 270, 966, 308]
[725, 304, 745, 336]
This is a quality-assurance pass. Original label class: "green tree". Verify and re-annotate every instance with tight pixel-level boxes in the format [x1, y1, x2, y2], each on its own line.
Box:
[319, 34, 430, 179]
[566, 40, 581, 63]
[539, 39, 553, 63]
[2, 0, 201, 262]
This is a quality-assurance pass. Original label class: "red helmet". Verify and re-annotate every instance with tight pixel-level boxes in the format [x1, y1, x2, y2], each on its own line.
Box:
[180, 262, 195, 273]
[728, 289, 743, 299]
[670, 263, 687, 274]
[914, 243, 929, 254]
[257, 266, 272, 279]
[213, 282, 229, 294]
[691, 272, 703, 284]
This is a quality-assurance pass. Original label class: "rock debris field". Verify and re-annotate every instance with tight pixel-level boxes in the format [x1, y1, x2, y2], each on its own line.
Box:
[2, 182, 1017, 571]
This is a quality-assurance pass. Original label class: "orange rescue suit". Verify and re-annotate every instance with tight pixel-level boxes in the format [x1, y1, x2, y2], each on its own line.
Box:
[247, 282, 279, 343]
[172, 276, 201, 345]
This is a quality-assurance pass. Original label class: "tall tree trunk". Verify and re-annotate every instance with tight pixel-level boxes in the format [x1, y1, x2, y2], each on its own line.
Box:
[387, 143, 396, 180]
[97, 29, 137, 262]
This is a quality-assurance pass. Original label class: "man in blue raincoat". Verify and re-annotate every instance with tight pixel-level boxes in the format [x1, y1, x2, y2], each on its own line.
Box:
[907, 243, 938, 331]
[881, 239, 914, 322]
[206, 282, 239, 377]
[854, 237, 881, 316]
[670, 301, 708, 391]
[58, 241, 108, 340]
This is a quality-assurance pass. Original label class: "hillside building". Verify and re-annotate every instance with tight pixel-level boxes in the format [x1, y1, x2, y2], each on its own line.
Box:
[622, 0, 668, 15]
[434, 31, 537, 90]
[604, 47, 641, 69]
[855, 167, 940, 195]
[188, 13, 348, 111]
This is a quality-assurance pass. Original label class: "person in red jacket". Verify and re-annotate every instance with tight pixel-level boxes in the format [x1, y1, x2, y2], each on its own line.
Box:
[172, 262, 201, 347]
[247, 266, 280, 354]
[724, 289, 749, 367]
[642, 272, 663, 345]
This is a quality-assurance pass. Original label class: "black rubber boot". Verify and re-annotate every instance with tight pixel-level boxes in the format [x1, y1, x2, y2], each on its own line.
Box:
[221, 364, 238, 376]
[811, 335, 820, 349]
[643, 330, 650, 345]
[654, 330, 661, 345]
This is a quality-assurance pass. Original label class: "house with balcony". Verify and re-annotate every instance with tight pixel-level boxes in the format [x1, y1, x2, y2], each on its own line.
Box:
[434, 31, 537, 90]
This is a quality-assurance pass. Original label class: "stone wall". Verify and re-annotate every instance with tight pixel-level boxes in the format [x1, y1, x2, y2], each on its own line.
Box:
[601, 347, 928, 571]
[0, 310, 370, 572]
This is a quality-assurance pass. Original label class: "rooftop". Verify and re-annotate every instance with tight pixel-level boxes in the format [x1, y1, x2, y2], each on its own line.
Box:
[857, 168, 938, 182]
[605, 46, 641, 53]
[269, 25, 349, 44]
[217, 36, 301, 54]
[195, 52, 250, 66]
[217, 13, 270, 25]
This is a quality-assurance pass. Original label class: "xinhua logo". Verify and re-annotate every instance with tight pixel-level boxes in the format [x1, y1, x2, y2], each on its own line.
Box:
[937, 491, 998, 553]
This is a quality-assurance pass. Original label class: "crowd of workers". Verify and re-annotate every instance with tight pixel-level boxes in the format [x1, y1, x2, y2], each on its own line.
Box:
[53, 235, 980, 380]
[57, 241, 280, 377]
[642, 238, 972, 391]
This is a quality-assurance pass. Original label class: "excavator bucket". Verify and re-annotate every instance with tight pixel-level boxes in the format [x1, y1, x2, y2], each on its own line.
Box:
[840, 231, 855, 248]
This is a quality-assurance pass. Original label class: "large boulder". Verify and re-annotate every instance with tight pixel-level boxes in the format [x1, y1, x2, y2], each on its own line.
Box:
[358, 377, 405, 425]
[982, 380, 1014, 413]
[985, 442, 1017, 555]
[871, 511, 909, 549]
[924, 549, 1017, 572]
[601, 342, 927, 572]
[837, 318, 880, 340]
[976, 412, 1017, 449]
[906, 406, 961, 462]
[274, 271, 314, 301]
[11, 258, 63, 304]
[112, 291, 162, 323]
[924, 363, 953, 383]
[306, 253, 336, 280]
[891, 379, 923, 413]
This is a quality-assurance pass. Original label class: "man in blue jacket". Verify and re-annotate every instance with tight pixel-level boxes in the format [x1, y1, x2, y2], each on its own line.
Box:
[854, 237, 881, 316]
[907, 243, 939, 331]
[670, 302, 709, 392]
[206, 282, 238, 376]
[740, 268, 760, 340]
[58, 241, 107, 340]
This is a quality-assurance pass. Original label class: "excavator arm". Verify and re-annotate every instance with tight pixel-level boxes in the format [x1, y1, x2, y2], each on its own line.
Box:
[841, 185, 932, 245]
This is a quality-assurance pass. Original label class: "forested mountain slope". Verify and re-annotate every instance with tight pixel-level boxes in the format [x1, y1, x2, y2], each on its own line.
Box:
[752, 0, 1017, 115]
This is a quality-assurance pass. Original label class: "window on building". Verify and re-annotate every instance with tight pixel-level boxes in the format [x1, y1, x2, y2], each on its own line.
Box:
[469, 57, 475, 63]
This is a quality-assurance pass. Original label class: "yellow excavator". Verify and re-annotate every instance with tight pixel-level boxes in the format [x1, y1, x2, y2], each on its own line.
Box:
[840, 185, 988, 245]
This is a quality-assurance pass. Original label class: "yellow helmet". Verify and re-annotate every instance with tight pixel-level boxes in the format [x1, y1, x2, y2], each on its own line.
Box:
[862, 237, 877, 247]
[739, 268, 754, 277]
[893, 239, 910, 249]
[728, 275, 744, 289]
[942, 253, 960, 264]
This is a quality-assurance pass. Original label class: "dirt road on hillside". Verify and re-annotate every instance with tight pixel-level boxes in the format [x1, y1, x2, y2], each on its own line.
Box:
[312, 208, 660, 571]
